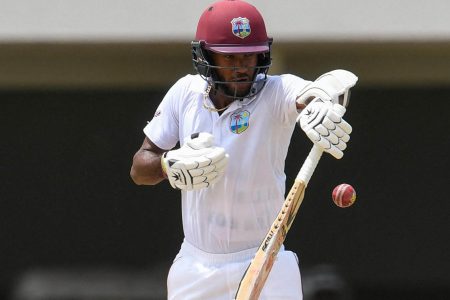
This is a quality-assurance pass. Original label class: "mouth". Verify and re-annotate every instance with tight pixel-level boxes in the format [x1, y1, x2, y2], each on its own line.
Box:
[232, 75, 253, 87]
[233, 76, 250, 83]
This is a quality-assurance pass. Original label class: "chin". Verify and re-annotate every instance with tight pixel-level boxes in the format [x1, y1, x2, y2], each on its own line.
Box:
[226, 84, 252, 98]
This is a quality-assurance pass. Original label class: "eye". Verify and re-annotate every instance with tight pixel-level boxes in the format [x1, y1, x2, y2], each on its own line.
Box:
[243, 54, 257, 62]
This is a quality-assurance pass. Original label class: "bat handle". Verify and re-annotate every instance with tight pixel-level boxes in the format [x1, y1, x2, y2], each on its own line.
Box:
[296, 144, 323, 185]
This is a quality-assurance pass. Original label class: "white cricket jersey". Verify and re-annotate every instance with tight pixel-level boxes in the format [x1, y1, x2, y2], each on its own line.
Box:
[144, 74, 309, 254]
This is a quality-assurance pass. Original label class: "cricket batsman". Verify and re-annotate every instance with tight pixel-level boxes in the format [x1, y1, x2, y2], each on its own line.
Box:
[130, 1, 356, 299]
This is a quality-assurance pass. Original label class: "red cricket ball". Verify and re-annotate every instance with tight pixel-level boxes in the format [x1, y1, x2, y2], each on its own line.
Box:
[332, 183, 356, 208]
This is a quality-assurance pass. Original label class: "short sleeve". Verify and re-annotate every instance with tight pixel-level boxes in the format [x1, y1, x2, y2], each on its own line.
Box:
[271, 74, 310, 125]
[143, 78, 187, 150]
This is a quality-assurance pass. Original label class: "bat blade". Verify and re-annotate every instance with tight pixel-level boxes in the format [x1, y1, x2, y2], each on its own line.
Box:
[235, 144, 323, 299]
[235, 179, 306, 300]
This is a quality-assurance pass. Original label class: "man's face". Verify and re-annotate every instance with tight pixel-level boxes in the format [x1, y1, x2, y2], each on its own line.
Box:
[210, 52, 259, 98]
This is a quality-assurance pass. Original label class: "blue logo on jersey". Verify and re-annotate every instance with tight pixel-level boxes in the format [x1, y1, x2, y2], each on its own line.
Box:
[230, 110, 250, 134]
[231, 17, 251, 39]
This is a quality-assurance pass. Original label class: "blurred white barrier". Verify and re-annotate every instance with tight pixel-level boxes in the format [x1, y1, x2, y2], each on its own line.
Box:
[11, 264, 169, 300]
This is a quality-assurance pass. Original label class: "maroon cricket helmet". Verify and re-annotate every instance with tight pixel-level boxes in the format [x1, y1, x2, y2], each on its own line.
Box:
[195, 0, 271, 54]
[191, 0, 272, 100]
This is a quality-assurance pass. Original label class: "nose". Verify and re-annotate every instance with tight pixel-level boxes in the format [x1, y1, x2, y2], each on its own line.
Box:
[233, 56, 251, 74]
[233, 57, 246, 70]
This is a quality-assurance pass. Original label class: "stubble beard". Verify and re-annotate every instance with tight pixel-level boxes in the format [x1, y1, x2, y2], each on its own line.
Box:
[219, 82, 252, 98]
[215, 72, 255, 99]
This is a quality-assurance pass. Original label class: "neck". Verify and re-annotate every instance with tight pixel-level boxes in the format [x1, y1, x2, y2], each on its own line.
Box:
[202, 84, 234, 113]
[209, 86, 235, 110]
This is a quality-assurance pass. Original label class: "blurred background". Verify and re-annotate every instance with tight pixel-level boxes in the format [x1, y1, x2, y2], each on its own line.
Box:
[1, 0, 449, 299]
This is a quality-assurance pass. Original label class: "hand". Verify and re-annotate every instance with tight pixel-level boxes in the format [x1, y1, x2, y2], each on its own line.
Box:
[297, 69, 358, 108]
[161, 132, 228, 190]
[298, 98, 352, 159]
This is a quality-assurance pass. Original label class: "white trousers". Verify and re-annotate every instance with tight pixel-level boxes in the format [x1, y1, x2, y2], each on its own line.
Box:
[167, 240, 303, 300]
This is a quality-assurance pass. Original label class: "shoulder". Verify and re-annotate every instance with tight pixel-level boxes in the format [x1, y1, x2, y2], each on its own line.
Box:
[170, 74, 205, 94]
[266, 74, 310, 89]
[162, 74, 205, 114]
[259, 74, 312, 110]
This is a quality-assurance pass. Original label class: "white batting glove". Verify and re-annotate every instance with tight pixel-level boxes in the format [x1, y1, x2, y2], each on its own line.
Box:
[161, 132, 228, 191]
[297, 69, 358, 108]
[298, 98, 352, 159]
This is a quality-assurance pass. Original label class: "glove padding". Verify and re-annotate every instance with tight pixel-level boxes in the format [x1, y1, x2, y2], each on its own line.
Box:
[297, 69, 358, 108]
[161, 132, 228, 191]
[298, 98, 352, 159]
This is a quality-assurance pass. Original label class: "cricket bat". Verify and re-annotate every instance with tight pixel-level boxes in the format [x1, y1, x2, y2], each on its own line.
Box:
[235, 144, 323, 300]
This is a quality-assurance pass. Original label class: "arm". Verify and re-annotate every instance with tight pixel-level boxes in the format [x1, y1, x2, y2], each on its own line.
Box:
[296, 69, 358, 159]
[131, 133, 229, 190]
[296, 69, 357, 110]
[130, 137, 167, 186]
